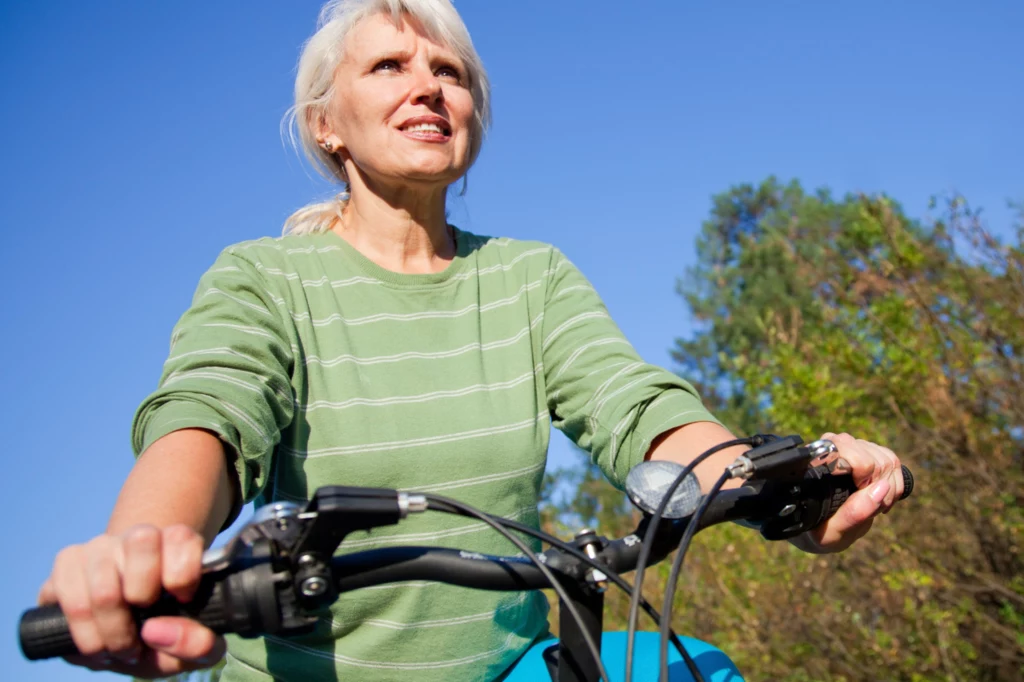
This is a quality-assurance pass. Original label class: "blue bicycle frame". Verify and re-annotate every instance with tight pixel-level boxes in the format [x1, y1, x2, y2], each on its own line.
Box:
[506, 632, 743, 682]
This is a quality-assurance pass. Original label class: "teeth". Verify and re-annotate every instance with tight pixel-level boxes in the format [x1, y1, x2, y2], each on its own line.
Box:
[405, 123, 445, 134]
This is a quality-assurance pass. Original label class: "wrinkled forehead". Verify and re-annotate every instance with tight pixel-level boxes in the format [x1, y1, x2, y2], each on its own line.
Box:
[341, 11, 461, 64]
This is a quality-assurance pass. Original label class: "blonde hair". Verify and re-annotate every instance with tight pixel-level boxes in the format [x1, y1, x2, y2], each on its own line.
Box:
[282, 0, 491, 235]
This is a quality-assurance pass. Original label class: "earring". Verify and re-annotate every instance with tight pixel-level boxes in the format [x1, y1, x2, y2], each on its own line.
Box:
[323, 141, 335, 153]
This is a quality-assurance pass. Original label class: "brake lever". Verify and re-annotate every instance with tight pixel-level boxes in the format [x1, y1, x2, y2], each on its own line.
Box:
[196, 486, 423, 625]
[19, 487, 429, 660]
[201, 501, 306, 573]
[806, 439, 840, 469]
[753, 460, 856, 541]
[717, 437, 847, 540]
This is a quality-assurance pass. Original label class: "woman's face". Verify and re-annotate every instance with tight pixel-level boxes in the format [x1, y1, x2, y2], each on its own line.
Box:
[321, 13, 476, 191]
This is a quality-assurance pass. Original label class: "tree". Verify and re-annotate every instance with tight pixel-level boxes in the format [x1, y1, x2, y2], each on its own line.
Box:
[670, 182, 1023, 680]
[546, 183, 1022, 681]
[671, 178, 833, 433]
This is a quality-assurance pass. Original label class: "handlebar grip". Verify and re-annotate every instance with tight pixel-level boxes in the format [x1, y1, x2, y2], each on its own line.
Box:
[18, 605, 75, 661]
[19, 580, 232, 661]
[899, 465, 914, 499]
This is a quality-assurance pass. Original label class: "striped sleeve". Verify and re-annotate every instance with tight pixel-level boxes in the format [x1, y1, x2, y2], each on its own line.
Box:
[541, 248, 720, 487]
[131, 248, 295, 510]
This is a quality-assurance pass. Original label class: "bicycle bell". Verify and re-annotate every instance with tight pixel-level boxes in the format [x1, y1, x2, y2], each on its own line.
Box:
[625, 460, 703, 519]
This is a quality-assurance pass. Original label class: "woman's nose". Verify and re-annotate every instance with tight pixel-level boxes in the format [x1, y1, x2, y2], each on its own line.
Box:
[409, 67, 443, 106]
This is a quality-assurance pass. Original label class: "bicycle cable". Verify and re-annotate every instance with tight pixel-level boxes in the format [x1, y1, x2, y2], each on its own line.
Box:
[422, 492, 612, 682]
[624, 437, 755, 682]
[658, 469, 732, 681]
[491, 514, 705, 681]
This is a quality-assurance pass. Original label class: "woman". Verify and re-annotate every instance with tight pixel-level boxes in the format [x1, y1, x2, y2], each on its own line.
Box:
[38, 1, 904, 680]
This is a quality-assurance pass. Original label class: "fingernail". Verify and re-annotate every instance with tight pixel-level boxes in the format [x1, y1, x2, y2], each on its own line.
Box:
[869, 479, 891, 504]
[141, 620, 181, 648]
[832, 458, 852, 472]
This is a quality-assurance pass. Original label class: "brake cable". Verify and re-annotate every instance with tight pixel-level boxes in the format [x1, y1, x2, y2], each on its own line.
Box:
[464, 507, 704, 679]
[429, 495, 708, 681]
[623, 437, 756, 682]
[652, 436, 866, 680]
[422, 492, 612, 682]
[658, 469, 732, 681]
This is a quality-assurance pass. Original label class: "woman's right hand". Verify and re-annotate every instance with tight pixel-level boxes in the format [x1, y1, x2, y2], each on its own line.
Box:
[37, 523, 226, 678]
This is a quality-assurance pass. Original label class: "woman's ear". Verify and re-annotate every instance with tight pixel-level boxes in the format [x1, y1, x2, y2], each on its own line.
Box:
[308, 107, 344, 153]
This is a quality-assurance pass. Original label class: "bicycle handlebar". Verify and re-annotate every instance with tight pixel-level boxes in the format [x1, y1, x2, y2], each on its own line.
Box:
[18, 448, 914, 662]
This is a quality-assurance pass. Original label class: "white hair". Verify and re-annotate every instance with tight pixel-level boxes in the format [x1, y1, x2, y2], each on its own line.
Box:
[282, 0, 491, 235]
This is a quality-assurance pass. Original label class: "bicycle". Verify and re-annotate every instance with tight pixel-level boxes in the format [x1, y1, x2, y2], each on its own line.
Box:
[20, 434, 914, 681]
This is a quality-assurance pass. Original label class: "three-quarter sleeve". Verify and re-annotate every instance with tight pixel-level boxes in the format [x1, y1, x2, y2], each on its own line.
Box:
[542, 248, 720, 487]
[131, 249, 295, 510]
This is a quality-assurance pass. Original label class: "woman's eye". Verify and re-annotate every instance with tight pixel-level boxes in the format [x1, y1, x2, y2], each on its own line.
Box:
[372, 60, 400, 73]
[436, 65, 463, 83]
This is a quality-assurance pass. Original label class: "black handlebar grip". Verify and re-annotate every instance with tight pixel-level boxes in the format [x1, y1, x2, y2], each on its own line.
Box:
[18, 605, 75, 661]
[900, 465, 914, 500]
[19, 581, 231, 661]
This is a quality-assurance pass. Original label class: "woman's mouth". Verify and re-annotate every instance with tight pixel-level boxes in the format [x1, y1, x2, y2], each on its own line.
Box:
[399, 119, 452, 142]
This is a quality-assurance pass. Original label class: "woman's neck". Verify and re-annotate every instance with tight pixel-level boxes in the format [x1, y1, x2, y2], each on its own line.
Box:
[332, 175, 455, 275]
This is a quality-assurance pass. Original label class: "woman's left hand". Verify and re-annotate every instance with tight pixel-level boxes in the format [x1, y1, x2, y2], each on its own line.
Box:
[792, 432, 904, 554]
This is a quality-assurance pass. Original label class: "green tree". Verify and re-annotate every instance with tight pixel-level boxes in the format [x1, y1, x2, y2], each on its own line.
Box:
[672, 183, 1023, 680]
[671, 178, 830, 433]
[545, 183, 1023, 681]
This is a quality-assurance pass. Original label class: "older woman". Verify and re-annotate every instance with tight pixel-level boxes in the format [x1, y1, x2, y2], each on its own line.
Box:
[38, 1, 904, 680]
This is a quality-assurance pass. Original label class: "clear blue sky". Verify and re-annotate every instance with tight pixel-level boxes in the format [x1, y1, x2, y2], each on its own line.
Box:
[3, 1, 1021, 679]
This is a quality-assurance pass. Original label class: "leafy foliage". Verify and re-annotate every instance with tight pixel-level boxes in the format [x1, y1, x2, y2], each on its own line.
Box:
[546, 182, 1023, 681]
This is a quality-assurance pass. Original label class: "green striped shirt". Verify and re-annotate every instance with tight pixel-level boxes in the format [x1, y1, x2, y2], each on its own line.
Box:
[132, 227, 718, 681]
